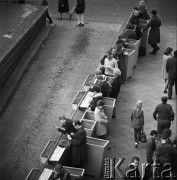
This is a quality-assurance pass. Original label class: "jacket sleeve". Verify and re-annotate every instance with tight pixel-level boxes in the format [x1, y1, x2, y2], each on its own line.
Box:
[70, 130, 86, 145]
[140, 111, 144, 127]
[169, 105, 175, 120]
[143, 20, 151, 31]
[58, 127, 67, 134]
[153, 106, 158, 120]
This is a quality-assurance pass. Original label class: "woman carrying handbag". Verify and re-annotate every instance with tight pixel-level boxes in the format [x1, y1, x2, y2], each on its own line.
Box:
[131, 100, 144, 148]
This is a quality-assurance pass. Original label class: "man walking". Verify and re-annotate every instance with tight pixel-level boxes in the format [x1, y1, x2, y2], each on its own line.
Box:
[153, 96, 175, 135]
[166, 50, 177, 99]
[143, 10, 161, 54]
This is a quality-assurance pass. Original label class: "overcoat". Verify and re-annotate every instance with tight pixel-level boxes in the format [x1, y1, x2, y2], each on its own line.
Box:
[70, 127, 87, 166]
[131, 108, 144, 129]
[58, 0, 69, 13]
[143, 16, 161, 44]
[75, 0, 85, 14]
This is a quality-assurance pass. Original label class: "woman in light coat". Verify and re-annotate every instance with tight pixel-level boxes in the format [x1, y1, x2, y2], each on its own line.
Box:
[131, 100, 144, 148]
[94, 100, 108, 139]
[161, 47, 173, 93]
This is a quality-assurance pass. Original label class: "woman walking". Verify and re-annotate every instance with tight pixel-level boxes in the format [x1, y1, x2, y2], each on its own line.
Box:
[58, 0, 70, 20]
[161, 47, 173, 93]
[131, 100, 144, 148]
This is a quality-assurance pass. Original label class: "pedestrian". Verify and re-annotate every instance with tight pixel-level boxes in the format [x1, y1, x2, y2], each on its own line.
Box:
[49, 164, 71, 180]
[166, 50, 177, 99]
[75, 0, 85, 26]
[162, 128, 173, 146]
[94, 100, 108, 139]
[96, 75, 111, 97]
[143, 10, 161, 54]
[109, 68, 122, 118]
[67, 121, 87, 168]
[124, 156, 140, 180]
[119, 23, 137, 40]
[58, 0, 70, 20]
[54, 115, 76, 136]
[153, 96, 175, 135]
[131, 100, 144, 148]
[42, 0, 53, 24]
[153, 133, 177, 167]
[161, 47, 173, 93]
[146, 130, 157, 165]
[89, 85, 103, 111]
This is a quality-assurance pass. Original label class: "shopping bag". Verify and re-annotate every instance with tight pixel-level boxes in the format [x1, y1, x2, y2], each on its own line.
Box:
[139, 129, 147, 143]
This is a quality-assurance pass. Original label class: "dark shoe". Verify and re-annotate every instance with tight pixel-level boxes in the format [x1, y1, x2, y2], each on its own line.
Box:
[155, 47, 160, 53]
[164, 90, 167, 93]
[168, 96, 172, 99]
[69, 14, 72, 20]
[112, 115, 116, 119]
[48, 21, 53, 24]
[76, 23, 82, 26]
[135, 142, 138, 148]
[80, 23, 84, 26]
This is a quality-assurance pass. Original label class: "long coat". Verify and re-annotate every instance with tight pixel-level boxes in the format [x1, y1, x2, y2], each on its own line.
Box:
[70, 127, 87, 167]
[75, 0, 85, 14]
[143, 15, 161, 44]
[58, 0, 69, 13]
[131, 108, 144, 129]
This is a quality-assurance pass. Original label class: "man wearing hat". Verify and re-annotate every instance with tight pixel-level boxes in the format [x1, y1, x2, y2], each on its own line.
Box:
[143, 10, 161, 54]
[153, 96, 175, 135]
[55, 115, 76, 136]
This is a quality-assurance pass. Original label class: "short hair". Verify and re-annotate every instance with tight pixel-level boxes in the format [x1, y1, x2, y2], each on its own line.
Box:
[151, 10, 157, 15]
[97, 100, 104, 107]
[161, 96, 168, 103]
[164, 47, 173, 55]
[116, 39, 124, 45]
[174, 50, 177, 57]
[134, 7, 139, 11]
[161, 133, 168, 140]
[126, 23, 134, 29]
[162, 129, 171, 138]
[59, 115, 67, 120]
[131, 156, 140, 162]
[74, 121, 82, 126]
[150, 130, 157, 136]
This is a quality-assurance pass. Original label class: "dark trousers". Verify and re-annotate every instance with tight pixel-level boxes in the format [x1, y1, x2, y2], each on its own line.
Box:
[134, 128, 141, 143]
[46, 10, 53, 23]
[168, 78, 177, 98]
[150, 44, 159, 52]
[157, 120, 171, 134]
[146, 157, 153, 165]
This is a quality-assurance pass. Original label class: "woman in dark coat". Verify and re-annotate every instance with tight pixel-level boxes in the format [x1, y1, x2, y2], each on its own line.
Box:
[75, 0, 85, 26]
[58, 0, 70, 20]
[67, 121, 87, 168]
[143, 10, 161, 54]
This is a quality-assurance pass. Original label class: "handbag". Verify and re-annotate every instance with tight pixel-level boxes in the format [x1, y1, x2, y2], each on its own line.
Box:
[139, 129, 147, 143]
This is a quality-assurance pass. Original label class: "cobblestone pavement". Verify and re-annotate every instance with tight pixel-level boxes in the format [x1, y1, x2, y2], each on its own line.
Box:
[0, 0, 176, 180]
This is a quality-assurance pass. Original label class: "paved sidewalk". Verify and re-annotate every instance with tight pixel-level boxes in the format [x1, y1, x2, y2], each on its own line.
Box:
[105, 20, 176, 180]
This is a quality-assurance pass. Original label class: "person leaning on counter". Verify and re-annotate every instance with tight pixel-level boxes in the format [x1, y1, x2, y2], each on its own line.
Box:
[67, 121, 87, 168]
[55, 115, 76, 136]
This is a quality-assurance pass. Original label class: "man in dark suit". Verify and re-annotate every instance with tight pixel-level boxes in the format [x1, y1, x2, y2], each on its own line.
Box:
[143, 10, 161, 54]
[166, 50, 177, 99]
[55, 115, 76, 136]
[153, 96, 174, 135]
[67, 121, 87, 168]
